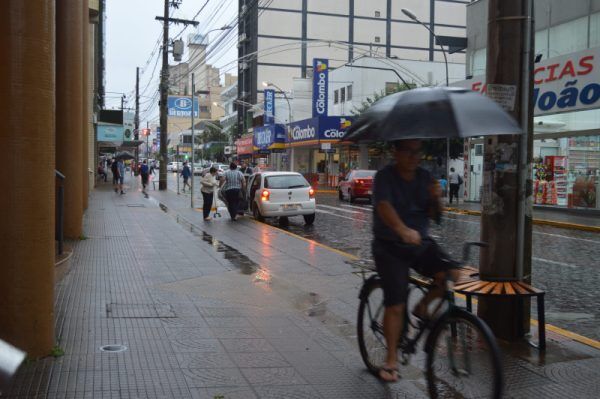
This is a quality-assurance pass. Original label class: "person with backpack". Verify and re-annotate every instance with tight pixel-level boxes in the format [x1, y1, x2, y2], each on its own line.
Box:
[448, 167, 462, 205]
[111, 158, 120, 193]
[140, 160, 149, 195]
[181, 161, 192, 193]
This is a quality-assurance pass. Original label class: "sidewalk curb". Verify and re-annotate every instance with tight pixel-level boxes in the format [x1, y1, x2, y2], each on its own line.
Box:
[445, 207, 600, 233]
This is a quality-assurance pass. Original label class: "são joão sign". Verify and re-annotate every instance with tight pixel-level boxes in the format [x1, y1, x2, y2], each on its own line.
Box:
[457, 46, 600, 116]
[312, 59, 329, 117]
[167, 96, 199, 118]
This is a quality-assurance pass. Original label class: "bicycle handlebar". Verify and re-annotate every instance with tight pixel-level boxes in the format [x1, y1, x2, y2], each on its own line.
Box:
[462, 241, 488, 264]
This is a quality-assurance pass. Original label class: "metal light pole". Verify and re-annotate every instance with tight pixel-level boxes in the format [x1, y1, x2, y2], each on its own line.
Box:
[402, 8, 451, 188]
[263, 82, 292, 171]
[190, 73, 195, 208]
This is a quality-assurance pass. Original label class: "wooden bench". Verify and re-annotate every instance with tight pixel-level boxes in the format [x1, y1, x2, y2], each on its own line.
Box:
[409, 266, 546, 350]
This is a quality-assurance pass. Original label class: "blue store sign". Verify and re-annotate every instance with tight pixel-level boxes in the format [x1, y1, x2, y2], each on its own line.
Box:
[167, 96, 199, 118]
[312, 58, 329, 117]
[264, 89, 275, 125]
[253, 124, 287, 151]
[97, 123, 124, 142]
[288, 116, 353, 146]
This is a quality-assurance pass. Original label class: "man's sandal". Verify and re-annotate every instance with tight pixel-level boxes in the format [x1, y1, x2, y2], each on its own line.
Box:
[378, 366, 399, 382]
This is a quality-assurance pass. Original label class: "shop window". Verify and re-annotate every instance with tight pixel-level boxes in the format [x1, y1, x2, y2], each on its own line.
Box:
[334, 89, 339, 104]
[200, 105, 209, 113]
[347, 85, 353, 101]
[374, 11, 381, 18]
[475, 144, 483, 156]
[341, 87, 346, 103]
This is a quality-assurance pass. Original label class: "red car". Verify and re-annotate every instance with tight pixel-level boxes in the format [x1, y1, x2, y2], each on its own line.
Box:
[338, 170, 376, 203]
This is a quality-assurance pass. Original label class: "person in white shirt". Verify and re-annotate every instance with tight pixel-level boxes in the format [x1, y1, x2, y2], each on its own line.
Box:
[448, 167, 462, 204]
[200, 167, 219, 220]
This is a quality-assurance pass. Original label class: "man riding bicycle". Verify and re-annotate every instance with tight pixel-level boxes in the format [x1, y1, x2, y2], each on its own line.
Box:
[373, 139, 457, 382]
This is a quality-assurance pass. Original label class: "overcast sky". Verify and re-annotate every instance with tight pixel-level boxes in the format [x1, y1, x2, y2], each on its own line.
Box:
[105, 0, 238, 123]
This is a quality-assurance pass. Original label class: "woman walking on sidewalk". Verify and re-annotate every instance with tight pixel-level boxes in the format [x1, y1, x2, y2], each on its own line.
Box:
[200, 167, 218, 221]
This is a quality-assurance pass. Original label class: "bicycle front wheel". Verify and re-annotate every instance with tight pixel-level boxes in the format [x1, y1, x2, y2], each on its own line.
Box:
[426, 308, 503, 399]
[357, 278, 387, 376]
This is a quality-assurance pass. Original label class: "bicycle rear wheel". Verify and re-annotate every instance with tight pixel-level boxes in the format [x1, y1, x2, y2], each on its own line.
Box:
[357, 278, 387, 375]
[426, 308, 503, 399]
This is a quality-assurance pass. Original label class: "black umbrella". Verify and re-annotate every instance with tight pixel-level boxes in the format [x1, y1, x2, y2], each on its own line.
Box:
[344, 86, 522, 142]
[115, 151, 135, 160]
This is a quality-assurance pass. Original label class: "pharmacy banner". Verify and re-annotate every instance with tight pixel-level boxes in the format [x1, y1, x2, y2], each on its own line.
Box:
[455, 46, 600, 116]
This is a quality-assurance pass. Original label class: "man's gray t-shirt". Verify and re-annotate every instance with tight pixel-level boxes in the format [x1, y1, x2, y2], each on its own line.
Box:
[373, 165, 432, 242]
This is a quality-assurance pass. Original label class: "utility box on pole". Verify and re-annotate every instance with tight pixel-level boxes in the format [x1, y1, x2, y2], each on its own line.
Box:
[478, 0, 535, 341]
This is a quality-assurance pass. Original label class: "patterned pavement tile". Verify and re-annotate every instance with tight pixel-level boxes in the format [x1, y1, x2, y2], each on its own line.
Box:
[181, 368, 248, 388]
[220, 338, 276, 353]
[176, 352, 236, 369]
[240, 367, 307, 385]
[229, 352, 292, 368]
[190, 386, 259, 399]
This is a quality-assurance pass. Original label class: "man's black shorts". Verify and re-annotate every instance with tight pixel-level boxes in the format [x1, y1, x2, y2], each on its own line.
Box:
[373, 238, 454, 307]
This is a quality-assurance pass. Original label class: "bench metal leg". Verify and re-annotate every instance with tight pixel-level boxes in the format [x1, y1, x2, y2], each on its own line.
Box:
[466, 294, 472, 313]
[538, 294, 546, 350]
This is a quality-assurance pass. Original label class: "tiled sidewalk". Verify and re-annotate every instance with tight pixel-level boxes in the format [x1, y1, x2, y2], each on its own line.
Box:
[2, 184, 600, 398]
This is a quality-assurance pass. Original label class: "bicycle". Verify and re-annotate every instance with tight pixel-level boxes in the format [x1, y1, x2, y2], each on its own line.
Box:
[356, 240, 503, 399]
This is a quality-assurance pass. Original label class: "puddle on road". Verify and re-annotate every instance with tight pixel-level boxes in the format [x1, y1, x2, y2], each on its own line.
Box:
[200, 231, 257, 275]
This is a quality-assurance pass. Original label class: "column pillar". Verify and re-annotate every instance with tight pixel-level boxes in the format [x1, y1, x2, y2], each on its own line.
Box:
[82, 0, 89, 210]
[0, 0, 55, 357]
[359, 144, 369, 169]
[56, 0, 84, 238]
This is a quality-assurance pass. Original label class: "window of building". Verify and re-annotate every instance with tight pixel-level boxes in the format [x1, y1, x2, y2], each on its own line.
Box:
[374, 11, 381, 18]
[374, 36, 381, 43]
[590, 12, 600, 48]
[200, 105, 209, 113]
[334, 89, 339, 104]
[347, 85, 353, 101]
[341, 87, 346, 103]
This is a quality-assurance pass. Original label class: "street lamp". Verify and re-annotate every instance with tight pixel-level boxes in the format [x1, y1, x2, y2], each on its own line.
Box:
[402, 8, 452, 186]
[401, 8, 448, 86]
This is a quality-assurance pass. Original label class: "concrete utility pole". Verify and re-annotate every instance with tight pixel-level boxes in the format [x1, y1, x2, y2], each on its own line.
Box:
[156, 0, 198, 190]
[158, 0, 169, 190]
[135, 66, 140, 167]
[478, 0, 534, 341]
[191, 72, 195, 209]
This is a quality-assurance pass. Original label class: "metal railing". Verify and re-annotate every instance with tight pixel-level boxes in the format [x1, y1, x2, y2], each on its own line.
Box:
[55, 170, 65, 255]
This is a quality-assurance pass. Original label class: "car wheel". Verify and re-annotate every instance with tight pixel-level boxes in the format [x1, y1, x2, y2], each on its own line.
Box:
[252, 203, 264, 222]
[349, 190, 356, 203]
[338, 189, 343, 201]
[279, 216, 289, 226]
[303, 213, 315, 225]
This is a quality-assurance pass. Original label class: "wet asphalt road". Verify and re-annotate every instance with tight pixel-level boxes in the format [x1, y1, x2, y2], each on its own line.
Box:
[163, 173, 600, 341]
[265, 192, 600, 342]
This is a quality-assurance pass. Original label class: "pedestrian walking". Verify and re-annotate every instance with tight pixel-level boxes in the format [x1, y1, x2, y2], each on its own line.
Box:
[200, 167, 219, 221]
[220, 162, 246, 221]
[110, 158, 120, 193]
[448, 167, 462, 204]
[149, 160, 156, 175]
[97, 162, 107, 182]
[181, 161, 192, 193]
[140, 160, 149, 194]
[439, 174, 448, 198]
[117, 159, 126, 195]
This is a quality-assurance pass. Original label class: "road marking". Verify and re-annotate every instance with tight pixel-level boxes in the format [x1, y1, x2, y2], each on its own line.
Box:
[340, 203, 373, 211]
[533, 231, 600, 244]
[316, 209, 359, 221]
[532, 257, 577, 268]
[318, 204, 362, 214]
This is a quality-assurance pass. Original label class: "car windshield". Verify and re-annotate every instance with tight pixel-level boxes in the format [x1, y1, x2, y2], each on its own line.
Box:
[353, 170, 376, 178]
[264, 175, 309, 189]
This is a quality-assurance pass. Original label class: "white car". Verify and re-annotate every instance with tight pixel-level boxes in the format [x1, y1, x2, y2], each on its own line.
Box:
[246, 172, 316, 225]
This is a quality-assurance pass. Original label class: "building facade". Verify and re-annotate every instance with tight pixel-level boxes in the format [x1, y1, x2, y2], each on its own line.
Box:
[238, 0, 470, 133]
[461, 0, 600, 209]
